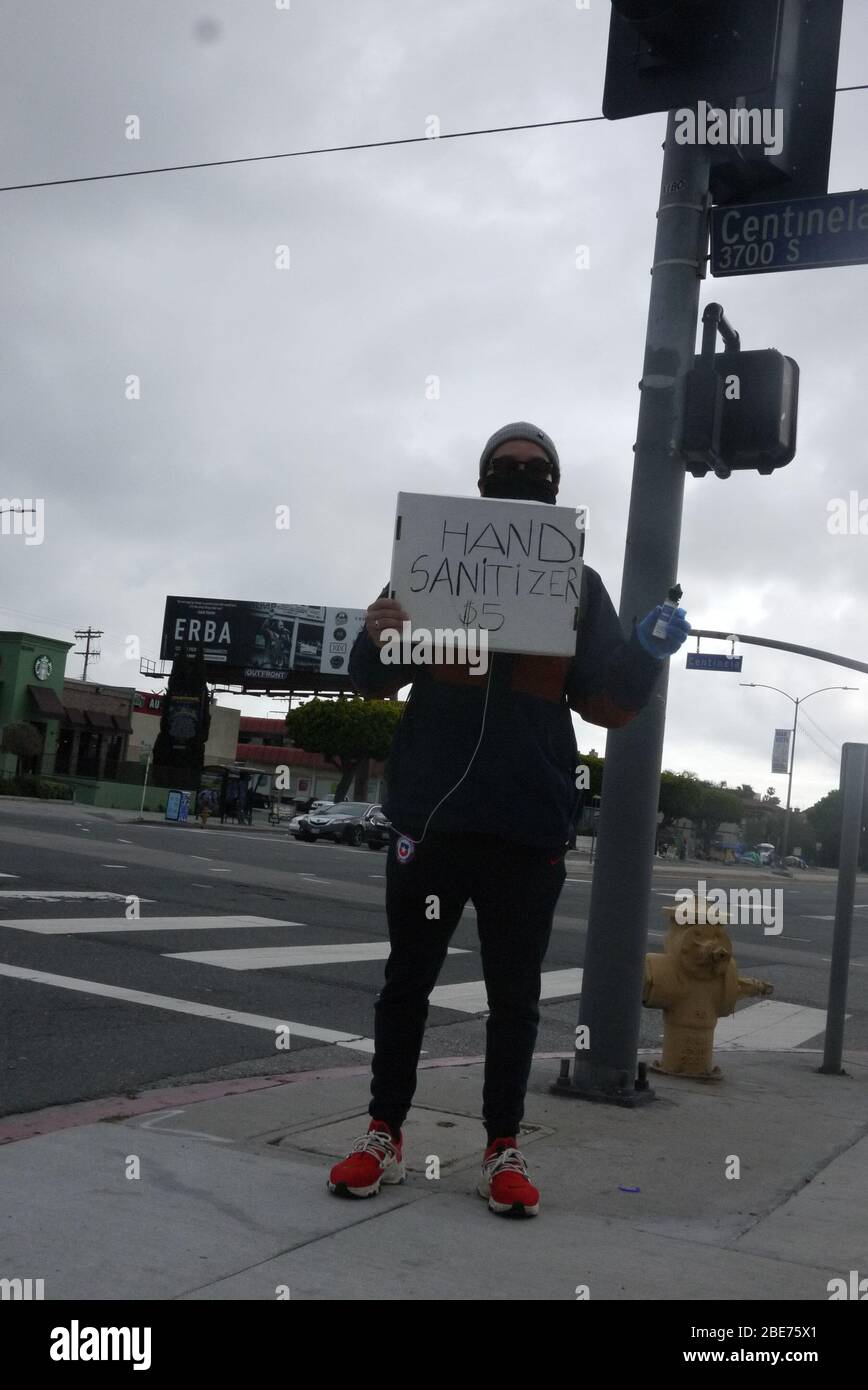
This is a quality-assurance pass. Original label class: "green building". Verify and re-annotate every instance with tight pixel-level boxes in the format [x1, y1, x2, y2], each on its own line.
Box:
[0, 631, 72, 777]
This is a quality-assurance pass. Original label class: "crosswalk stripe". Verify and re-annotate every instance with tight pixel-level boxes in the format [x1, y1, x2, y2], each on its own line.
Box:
[166, 943, 470, 970]
[429, 967, 584, 1014]
[0, 873, 20, 879]
[714, 1000, 832, 1049]
[0, 962, 375, 1051]
[426, 970, 832, 1050]
[0, 915, 304, 935]
[0, 891, 155, 902]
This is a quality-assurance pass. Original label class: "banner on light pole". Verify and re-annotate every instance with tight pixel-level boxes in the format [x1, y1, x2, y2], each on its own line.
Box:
[772, 728, 792, 774]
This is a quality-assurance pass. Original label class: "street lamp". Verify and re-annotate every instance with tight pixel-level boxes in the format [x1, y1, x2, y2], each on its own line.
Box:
[740, 683, 859, 859]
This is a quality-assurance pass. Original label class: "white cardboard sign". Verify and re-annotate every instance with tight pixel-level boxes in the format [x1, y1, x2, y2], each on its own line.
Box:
[389, 492, 585, 657]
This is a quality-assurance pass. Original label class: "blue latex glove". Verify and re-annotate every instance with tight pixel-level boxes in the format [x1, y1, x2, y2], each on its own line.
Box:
[636, 605, 691, 659]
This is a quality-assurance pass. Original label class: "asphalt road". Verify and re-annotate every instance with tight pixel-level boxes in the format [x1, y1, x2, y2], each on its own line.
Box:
[1, 799, 866, 1117]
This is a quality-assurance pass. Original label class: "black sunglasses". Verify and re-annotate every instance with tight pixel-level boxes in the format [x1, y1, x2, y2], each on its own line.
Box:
[484, 456, 554, 481]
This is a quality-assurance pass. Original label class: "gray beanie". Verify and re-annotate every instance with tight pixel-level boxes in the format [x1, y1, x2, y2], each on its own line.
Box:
[479, 421, 560, 481]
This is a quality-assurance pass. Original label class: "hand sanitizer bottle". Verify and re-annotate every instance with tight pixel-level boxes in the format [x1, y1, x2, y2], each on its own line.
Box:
[652, 584, 682, 640]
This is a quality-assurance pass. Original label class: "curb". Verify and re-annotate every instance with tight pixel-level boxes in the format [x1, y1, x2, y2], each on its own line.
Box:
[0, 1052, 573, 1146]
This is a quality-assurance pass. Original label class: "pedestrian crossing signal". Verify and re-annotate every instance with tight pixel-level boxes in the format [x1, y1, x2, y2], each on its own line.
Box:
[682, 349, 799, 478]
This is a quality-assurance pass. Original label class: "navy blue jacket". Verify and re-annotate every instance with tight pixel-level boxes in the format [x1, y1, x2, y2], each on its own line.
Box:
[348, 565, 662, 850]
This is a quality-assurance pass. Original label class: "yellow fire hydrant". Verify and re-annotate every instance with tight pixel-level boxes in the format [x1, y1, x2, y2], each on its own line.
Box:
[643, 901, 773, 1080]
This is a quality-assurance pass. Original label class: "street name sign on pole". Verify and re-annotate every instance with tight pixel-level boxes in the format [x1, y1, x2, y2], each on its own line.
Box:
[685, 653, 743, 672]
[712, 189, 868, 277]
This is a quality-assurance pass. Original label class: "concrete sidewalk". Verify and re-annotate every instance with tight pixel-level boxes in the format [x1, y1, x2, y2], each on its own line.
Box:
[2, 1047, 866, 1301]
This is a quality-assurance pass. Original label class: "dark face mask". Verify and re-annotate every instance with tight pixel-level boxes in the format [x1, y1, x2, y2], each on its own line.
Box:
[480, 473, 558, 505]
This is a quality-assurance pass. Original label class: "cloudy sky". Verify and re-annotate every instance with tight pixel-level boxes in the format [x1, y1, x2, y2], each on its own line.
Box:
[2, 0, 867, 814]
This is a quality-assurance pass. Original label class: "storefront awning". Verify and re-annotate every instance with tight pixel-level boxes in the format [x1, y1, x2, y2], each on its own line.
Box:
[28, 684, 65, 719]
[63, 707, 88, 727]
[85, 710, 115, 730]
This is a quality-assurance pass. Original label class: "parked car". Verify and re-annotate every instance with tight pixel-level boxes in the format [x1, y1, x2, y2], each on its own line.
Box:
[296, 802, 382, 847]
[362, 805, 392, 850]
[783, 854, 808, 869]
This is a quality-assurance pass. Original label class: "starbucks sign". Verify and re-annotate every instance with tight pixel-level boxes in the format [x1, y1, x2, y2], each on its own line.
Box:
[34, 655, 52, 681]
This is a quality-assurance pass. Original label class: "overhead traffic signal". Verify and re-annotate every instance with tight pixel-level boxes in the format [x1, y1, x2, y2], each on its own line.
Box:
[603, 0, 785, 122]
[603, 1, 843, 204]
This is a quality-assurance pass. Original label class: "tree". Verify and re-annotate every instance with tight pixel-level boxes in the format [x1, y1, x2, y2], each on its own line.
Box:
[762, 786, 781, 805]
[658, 771, 704, 827]
[805, 790, 840, 867]
[691, 785, 746, 854]
[286, 697, 403, 802]
[1, 721, 43, 776]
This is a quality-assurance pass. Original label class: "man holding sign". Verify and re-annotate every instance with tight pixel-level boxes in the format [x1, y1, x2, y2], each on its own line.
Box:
[328, 422, 690, 1217]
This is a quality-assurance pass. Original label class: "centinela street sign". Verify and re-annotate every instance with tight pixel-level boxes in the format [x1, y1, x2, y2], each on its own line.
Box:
[686, 653, 743, 673]
[711, 189, 868, 278]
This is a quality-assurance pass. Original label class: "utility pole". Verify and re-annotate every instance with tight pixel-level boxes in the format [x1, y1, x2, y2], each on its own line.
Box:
[556, 114, 711, 1105]
[74, 627, 103, 682]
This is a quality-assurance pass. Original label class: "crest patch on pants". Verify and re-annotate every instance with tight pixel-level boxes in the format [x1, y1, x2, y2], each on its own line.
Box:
[395, 835, 416, 864]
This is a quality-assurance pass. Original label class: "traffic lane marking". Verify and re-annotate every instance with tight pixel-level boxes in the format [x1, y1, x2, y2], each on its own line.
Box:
[714, 1000, 833, 1050]
[0, 915, 305, 935]
[0, 891, 156, 902]
[166, 943, 470, 971]
[0, 962, 375, 1051]
[429, 967, 583, 1014]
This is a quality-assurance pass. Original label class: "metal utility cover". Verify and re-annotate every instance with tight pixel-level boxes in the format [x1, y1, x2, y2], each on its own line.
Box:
[277, 1108, 546, 1171]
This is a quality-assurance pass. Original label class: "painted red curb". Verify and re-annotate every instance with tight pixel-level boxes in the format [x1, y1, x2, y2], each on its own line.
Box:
[0, 1051, 573, 1146]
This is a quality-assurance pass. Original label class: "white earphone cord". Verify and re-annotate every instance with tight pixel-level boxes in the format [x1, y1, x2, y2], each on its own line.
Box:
[392, 661, 494, 848]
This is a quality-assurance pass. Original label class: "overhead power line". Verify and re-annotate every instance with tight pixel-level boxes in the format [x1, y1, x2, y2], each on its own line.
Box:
[2, 83, 865, 195]
[796, 724, 841, 765]
[0, 115, 604, 193]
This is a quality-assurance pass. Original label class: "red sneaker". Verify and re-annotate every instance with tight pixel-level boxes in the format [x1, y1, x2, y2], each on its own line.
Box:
[327, 1120, 405, 1199]
[478, 1137, 540, 1217]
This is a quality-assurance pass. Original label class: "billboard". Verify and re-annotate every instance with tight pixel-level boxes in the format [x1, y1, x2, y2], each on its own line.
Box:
[160, 597, 366, 691]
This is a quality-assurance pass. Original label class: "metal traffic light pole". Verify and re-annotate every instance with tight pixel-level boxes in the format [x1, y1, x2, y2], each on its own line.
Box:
[820, 743, 868, 1075]
[554, 112, 712, 1104]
